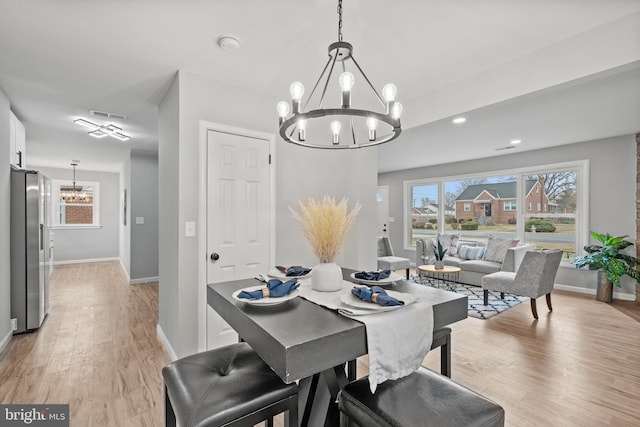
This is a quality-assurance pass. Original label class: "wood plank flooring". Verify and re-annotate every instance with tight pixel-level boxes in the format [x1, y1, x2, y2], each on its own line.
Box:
[1, 262, 638, 426]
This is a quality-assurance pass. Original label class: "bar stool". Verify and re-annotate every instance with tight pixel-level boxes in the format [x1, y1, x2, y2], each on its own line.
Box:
[163, 342, 298, 427]
[338, 367, 505, 427]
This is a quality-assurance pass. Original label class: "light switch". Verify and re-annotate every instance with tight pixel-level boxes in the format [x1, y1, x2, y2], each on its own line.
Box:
[136, 217, 144, 224]
[185, 221, 196, 237]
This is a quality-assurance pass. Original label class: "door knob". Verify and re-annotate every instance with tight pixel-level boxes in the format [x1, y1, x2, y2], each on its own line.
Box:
[210, 253, 220, 261]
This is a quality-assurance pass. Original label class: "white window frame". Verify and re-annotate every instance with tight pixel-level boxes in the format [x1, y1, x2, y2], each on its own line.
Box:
[504, 201, 517, 211]
[51, 180, 101, 228]
[402, 160, 589, 262]
[463, 203, 471, 211]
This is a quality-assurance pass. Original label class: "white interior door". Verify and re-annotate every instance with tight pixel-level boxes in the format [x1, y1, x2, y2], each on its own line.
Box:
[206, 129, 271, 350]
[377, 186, 389, 237]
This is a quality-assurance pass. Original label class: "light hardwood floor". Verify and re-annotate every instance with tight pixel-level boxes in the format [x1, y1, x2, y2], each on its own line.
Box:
[1, 262, 639, 426]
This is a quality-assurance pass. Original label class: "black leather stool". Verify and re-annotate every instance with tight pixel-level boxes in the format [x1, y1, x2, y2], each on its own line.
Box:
[430, 327, 452, 377]
[338, 367, 504, 427]
[163, 342, 298, 427]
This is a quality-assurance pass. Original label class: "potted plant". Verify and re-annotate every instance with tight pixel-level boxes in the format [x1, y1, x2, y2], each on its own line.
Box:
[570, 231, 640, 302]
[290, 195, 360, 292]
[432, 240, 447, 270]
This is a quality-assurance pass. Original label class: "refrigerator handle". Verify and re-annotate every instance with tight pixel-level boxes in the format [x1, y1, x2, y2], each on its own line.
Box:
[17, 151, 22, 167]
[40, 224, 44, 250]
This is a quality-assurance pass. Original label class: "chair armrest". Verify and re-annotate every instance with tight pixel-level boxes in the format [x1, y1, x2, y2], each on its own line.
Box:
[502, 244, 536, 272]
[416, 238, 435, 266]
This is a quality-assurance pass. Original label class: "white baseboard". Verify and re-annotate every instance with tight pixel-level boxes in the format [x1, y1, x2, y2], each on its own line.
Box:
[157, 324, 178, 361]
[119, 259, 130, 282]
[53, 257, 120, 266]
[130, 276, 159, 285]
[555, 283, 636, 301]
[0, 329, 12, 357]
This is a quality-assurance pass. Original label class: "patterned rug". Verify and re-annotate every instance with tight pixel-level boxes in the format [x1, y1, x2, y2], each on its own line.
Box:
[412, 277, 528, 319]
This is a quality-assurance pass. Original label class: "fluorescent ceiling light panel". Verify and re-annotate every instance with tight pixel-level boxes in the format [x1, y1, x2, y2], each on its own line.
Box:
[88, 129, 108, 138]
[111, 132, 131, 141]
[74, 118, 99, 129]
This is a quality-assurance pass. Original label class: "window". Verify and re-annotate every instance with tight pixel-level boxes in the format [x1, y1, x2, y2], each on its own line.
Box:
[504, 201, 517, 211]
[403, 161, 587, 259]
[51, 180, 100, 227]
[407, 182, 439, 243]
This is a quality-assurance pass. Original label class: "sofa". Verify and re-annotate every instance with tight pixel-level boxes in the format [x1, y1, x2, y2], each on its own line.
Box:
[416, 235, 535, 287]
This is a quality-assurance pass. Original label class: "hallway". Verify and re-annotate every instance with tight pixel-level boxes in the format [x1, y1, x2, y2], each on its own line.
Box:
[0, 262, 169, 426]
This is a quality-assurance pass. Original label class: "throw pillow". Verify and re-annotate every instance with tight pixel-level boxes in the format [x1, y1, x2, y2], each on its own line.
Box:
[437, 233, 460, 256]
[457, 245, 485, 260]
[483, 236, 519, 263]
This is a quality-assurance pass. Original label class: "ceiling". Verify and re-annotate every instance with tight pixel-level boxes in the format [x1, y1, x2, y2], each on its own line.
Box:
[0, 0, 638, 173]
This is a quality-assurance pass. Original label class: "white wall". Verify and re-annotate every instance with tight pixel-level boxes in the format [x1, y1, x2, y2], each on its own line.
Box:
[158, 70, 377, 358]
[32, 166, 120, 263]
[130, 150, 158, 282]
[378, 134, 637, 298]
[0, 87, 12, 351]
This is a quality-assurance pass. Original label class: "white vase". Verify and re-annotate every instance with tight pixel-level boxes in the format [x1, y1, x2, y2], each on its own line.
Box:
[434, 260, 445, 269]
[311, 262, 343, 292]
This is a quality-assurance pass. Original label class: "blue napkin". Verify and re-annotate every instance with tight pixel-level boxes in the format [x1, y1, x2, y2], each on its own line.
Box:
[238, 278, 300, 300]
[351, 286, 404, 307]
[276, 265, 312, 276]
[354, 270, 391, 281]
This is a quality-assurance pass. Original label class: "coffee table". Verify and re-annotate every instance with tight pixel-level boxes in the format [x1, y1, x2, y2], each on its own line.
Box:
[418, 265, 461, 289]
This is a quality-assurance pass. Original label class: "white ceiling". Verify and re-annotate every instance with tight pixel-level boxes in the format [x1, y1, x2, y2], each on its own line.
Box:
[0, 0, 638, 173]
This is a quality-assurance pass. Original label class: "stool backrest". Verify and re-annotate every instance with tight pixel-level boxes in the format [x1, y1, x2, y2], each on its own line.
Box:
[514, 249, 563, 297]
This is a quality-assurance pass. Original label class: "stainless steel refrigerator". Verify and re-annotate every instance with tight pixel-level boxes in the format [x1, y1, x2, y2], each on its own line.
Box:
[10, 168, 52, 334]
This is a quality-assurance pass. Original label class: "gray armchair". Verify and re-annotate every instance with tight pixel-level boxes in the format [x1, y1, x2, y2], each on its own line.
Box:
[481, 250, 563, 319]
[377, 236, 411, 279]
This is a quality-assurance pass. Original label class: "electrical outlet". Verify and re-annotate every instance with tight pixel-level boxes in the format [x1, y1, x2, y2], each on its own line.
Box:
[10, 318, 17, 331]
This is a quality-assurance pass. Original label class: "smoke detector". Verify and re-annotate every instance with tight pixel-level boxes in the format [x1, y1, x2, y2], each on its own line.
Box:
[217, 35, 240, 51]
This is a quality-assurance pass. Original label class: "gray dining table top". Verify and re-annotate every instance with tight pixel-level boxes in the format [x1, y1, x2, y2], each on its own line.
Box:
[207, 270, 467, 384]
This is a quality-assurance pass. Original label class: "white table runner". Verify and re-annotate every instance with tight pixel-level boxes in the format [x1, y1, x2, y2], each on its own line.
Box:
[297, 279, 434, 392]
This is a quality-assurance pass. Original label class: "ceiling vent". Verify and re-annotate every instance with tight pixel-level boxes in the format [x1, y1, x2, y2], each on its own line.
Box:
[90, 109, 127, 120]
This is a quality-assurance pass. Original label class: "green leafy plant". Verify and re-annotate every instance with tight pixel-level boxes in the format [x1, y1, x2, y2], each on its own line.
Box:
[571, 231, 640, 286]
[525, 218, 556, 232]
[432, 240, 447, 261]
[460, 220, 479, 230]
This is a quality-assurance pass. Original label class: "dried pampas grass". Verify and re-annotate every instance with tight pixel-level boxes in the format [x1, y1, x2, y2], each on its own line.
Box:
[290, 196, 361, 263]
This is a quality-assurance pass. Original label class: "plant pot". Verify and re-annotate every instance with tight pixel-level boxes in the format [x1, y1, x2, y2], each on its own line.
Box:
[311, 262, 343, 292]
[434, 260, 445, 270]
[596, 271, 613, 303]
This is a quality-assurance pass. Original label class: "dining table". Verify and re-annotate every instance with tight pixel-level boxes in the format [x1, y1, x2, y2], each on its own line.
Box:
[207, 268, 468, 427]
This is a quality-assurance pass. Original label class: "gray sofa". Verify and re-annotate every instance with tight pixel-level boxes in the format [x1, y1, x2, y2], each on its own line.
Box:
[415, 238, 535, 287]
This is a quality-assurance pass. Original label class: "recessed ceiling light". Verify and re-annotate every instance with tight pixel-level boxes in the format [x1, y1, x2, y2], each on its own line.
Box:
[217, 35, 240, 51]
[452, 117, 466, 124]
[510, 139, 522, 145]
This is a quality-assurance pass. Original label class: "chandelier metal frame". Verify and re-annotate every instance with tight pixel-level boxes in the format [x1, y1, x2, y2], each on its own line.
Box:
[277, 0, 402, 149]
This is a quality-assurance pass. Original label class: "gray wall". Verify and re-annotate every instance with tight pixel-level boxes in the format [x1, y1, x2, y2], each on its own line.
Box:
[158, 70, 377, 358]
[32, 166, 120, 263]
[130, 150, 158, 281]
[378, 134, 637, 298]
[0, 87, 11, 349]
[119, 154, 131, 277]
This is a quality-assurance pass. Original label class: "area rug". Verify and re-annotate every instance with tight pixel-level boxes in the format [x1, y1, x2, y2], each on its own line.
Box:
[411, 277, 528, 319]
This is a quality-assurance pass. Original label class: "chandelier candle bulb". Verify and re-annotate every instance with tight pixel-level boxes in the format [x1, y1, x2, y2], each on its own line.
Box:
[339, 72, 354, 108]
[392, 102, 403, 120]
[330, 120, 342, 145]
[297, 119, 307, 141]
[290, 82, 304, 114]
[367, 117, 377, 141]
[277, 101, 290, 125]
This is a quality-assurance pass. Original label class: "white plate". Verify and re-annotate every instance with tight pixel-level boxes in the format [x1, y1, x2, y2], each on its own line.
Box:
[350, 271, 403, 286]
[267, 268, 313, 279]
[232, 285, 300, 306]
[340, 288, 415, 311]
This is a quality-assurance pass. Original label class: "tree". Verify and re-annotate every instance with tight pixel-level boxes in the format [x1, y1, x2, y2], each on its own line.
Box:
[455, 178, 488, 195]
[526, 172, 576, 202]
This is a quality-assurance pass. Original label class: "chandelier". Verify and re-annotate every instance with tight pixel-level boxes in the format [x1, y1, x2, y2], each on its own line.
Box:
[60, 162, 88, 202]
[276, 0, 402, 149]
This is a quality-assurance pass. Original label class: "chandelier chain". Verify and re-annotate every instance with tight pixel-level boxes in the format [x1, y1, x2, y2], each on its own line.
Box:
[337, 0, 343, 41]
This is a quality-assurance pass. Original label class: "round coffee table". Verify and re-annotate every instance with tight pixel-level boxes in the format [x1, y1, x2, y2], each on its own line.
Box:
[417, 265, 461, 289]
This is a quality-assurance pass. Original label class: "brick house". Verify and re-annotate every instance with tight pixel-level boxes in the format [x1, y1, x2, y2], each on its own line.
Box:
[455, 178, 551, 224]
